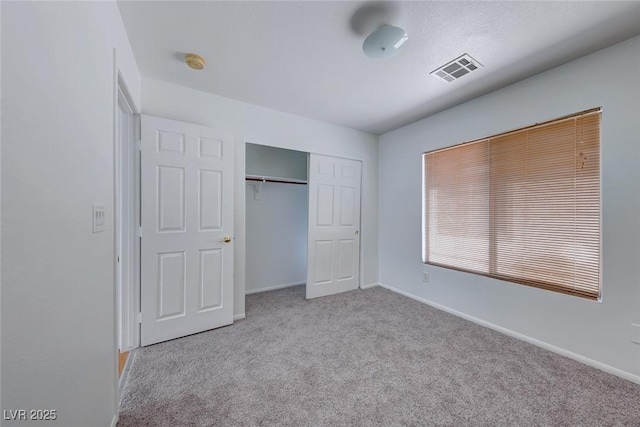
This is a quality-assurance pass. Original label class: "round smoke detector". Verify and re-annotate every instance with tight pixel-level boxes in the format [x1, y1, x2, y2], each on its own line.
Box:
[185, 53, 206, 70]
[362, 25, 408, 59]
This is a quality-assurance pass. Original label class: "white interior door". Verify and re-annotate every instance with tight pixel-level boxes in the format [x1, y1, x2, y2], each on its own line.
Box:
[141, 115, 233, 346]
[306, 154, 361, 299]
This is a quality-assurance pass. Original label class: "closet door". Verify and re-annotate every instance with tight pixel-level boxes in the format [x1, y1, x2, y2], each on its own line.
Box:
[140, 115, 234, 346]
[306, 154, 361, 299]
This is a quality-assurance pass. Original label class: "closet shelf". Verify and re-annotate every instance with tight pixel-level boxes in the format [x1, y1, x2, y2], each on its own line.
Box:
[245, 174, 307, 185]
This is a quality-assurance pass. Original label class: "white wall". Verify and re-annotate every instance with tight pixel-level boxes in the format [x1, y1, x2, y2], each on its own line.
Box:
[245, 182, 308, 293]
[379, 36, 640, 378]
[142, 78, 379, 318]
[1, 2, 141, 426]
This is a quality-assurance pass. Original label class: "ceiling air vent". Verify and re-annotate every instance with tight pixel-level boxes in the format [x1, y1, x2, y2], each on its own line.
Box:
[430, 54, 483, 82]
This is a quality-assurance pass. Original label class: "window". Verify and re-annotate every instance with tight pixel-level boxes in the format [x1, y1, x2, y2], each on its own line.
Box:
[423, 109, 601, 300]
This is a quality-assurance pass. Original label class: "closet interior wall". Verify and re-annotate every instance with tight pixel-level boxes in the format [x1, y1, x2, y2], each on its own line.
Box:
[245, 143, 309, 294]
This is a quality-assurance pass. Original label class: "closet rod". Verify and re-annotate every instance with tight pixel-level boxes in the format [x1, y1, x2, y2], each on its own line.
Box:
[245, 176, 307, 185]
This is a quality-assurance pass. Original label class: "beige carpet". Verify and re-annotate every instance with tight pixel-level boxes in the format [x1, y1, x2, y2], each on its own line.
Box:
[119, 285, 640, 426]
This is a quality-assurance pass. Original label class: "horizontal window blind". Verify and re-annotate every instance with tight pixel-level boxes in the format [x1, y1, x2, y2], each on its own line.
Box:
[423, 109, 601, 299]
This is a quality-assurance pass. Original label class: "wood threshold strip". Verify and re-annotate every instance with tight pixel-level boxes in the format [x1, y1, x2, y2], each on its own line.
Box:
[118, 351, 129, 377]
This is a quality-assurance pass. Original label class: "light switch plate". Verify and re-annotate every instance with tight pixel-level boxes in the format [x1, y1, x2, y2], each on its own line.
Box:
[632, 324, 640, 345]
[93, 204, 106, 233]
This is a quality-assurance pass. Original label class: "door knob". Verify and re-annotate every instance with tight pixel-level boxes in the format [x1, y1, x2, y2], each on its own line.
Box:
[355, 230, 359, 236]
[220, 236, 232, 243]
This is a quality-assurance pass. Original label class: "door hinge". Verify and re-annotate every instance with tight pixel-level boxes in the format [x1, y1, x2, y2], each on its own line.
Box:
[137, 312, 142, 324]
[136, 227, 142, 238]
[135, 139, 142, 152]
[135, 114, 142, 143]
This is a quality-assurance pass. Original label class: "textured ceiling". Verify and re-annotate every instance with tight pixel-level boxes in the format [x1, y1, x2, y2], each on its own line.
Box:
[118, 1, 640, 135]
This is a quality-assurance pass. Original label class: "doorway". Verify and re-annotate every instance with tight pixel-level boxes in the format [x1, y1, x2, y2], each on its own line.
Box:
[115, 78, 139, 383]
[245, 144, 309, 295]
[114, 72, 140, 402]
[244, 143, 363, 302]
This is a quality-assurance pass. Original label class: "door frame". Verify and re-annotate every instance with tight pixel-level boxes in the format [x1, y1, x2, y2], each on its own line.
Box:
[113, 55, 141, 416]
[240, 138, 365, 312]
[116, 78, 140, 353]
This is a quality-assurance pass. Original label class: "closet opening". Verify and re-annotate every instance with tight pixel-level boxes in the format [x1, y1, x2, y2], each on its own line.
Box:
[245, 143, 309, 297]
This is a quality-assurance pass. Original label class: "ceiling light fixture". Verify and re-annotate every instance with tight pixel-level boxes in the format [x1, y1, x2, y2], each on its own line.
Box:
[362, 25, 408, 59]
[185, 53, 206, 70]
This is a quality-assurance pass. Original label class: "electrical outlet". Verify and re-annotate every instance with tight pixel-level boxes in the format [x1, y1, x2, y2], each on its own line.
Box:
[632, 324, 640, 345]
[422, 272, 430, 283]
[93, 204, 106, 233]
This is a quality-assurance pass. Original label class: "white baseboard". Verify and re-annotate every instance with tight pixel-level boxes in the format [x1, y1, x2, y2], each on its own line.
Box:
[360, 282, 380, 290]
[111, 414, 119, 427]
[233, 313, 246, 321]
[378, 282, 640, 386]
[245, 280, 305, 295]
